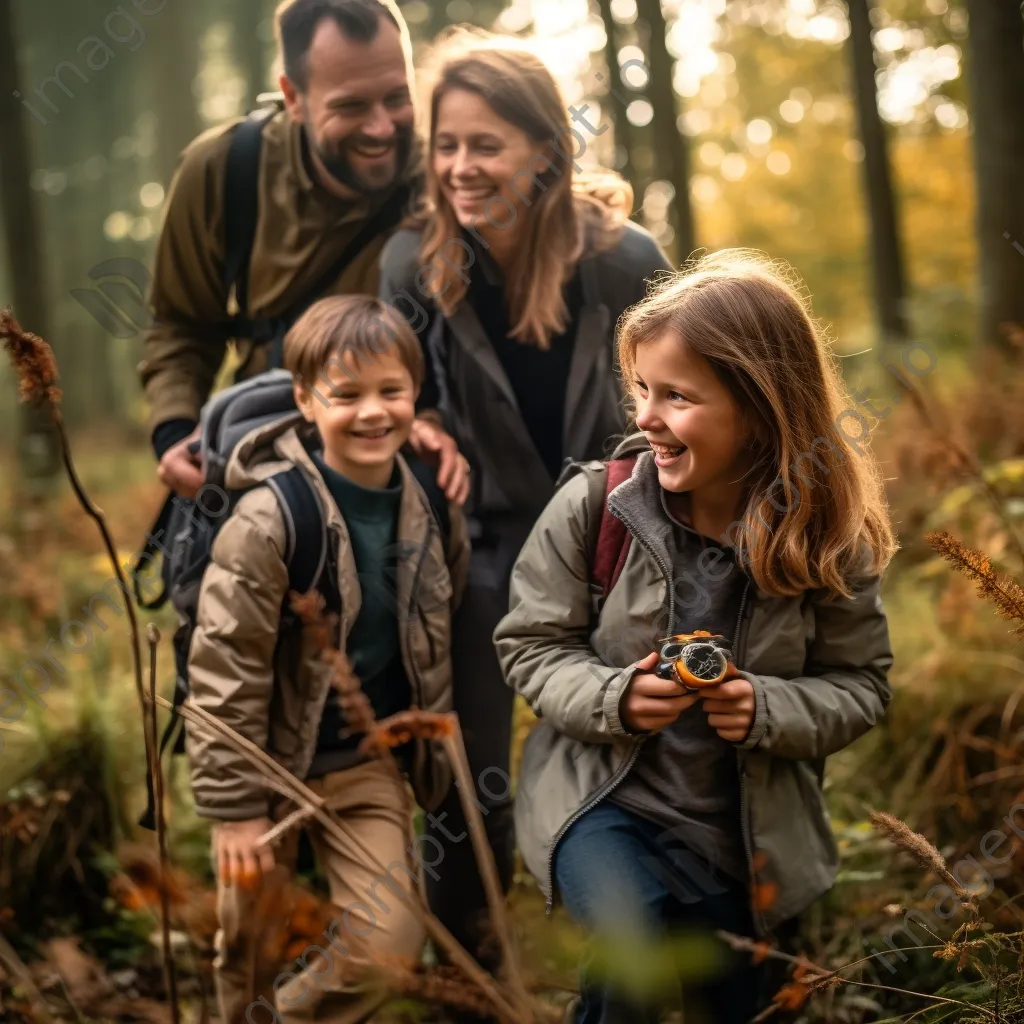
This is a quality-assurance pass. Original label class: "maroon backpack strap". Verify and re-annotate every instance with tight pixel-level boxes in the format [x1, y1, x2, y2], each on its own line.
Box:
[591, 455, 637, 600]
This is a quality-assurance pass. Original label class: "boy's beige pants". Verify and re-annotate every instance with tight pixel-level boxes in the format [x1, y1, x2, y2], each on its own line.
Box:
[213, 760, 425, 1024]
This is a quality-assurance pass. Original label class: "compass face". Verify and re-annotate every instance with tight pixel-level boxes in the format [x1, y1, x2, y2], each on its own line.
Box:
[679, 642, 728, 683]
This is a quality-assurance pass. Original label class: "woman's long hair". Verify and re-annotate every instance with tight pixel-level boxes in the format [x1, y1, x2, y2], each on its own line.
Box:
[618, 249, 898, 599]
[413, 29, 633, 350]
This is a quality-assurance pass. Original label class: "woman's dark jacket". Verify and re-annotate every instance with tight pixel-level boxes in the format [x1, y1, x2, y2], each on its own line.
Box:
[378, 221, 672, 523]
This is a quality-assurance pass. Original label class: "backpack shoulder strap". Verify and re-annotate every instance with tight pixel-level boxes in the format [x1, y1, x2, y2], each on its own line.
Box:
[403, 450, 451, 546]
[259, 178, 416, 368]
[265, 467, 332, 600]
[223, 106, 277, 321]
[590, 455, 638, 601]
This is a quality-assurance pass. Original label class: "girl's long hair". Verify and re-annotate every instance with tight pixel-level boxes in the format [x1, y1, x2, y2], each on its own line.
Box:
[412, 29, 633, 350]
[618, 249, 898, 599]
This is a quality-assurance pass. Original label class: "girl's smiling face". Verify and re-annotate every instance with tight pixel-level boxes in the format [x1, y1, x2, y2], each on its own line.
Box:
[633, 331, 752, 499]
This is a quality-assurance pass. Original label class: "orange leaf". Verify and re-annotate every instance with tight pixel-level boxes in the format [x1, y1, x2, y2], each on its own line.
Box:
[751, 941, 772, 965]
[772, 982, 810, 1010]
[751, 882, 778, 911]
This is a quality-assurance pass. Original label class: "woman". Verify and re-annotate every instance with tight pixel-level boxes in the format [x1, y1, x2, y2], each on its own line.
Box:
[378, 29, 672, 969]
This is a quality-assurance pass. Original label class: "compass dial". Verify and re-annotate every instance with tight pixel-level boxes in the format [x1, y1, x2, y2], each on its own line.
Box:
[676, 642, 729, 685]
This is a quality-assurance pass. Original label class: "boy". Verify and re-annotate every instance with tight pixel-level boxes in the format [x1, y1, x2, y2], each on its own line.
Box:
[185, 295, 468, 1024]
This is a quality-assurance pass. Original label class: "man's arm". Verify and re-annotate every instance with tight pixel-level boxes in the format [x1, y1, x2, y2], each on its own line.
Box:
[138, 122, 239, 451]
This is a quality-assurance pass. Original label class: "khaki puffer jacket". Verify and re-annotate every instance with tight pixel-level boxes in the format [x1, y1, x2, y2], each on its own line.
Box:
[494, 447, 893, 934]
[185, 416, 469, 819]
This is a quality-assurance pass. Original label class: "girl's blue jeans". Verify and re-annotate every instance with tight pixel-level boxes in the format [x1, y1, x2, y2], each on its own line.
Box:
[554, 802, 763, 1024]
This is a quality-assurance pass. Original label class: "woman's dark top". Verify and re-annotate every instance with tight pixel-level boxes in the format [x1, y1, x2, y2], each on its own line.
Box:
[466, 242, 584, 482]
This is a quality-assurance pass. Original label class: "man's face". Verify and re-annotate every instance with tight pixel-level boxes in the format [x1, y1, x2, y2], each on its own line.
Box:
[282, 17, 414, 197]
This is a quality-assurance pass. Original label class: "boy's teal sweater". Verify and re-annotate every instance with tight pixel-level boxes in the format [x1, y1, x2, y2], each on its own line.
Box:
[307, 452, 411, 776]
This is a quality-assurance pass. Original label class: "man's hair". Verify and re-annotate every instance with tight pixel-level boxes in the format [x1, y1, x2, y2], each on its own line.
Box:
[283, 294, 424, 391]
[275, 0, 400, 91]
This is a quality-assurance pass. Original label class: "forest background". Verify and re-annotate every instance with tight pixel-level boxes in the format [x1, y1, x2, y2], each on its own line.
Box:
[2, 0, 1024, 1021]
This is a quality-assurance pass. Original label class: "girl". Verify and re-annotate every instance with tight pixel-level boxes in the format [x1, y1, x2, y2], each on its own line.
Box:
[494, 250, 896, 1023]
[378, 30, 671, 964]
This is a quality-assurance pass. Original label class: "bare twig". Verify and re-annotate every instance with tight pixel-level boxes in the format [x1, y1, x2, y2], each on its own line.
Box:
[158, 694, 529, 1024]
[0, 931, 56, 1024]
[441, 718, 532, 1016]
[255, 806, 317, 850]
[145, 625, 179, 1024]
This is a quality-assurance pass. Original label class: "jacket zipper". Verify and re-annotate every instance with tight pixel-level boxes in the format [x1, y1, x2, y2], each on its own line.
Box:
[731, 581, 769, 935]
[544, 502, 676, 913]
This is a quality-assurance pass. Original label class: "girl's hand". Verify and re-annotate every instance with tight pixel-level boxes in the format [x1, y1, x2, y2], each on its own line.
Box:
[212, 817, 275, 889]
[700, 677, 756, 743]
[621, 652, 701, 733]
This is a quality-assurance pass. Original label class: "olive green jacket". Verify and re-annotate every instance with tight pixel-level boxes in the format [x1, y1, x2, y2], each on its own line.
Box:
[494, 447, 893, 934]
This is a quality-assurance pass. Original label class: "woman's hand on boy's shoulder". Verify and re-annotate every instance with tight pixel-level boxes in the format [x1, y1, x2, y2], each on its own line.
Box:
[212, 816, 275, 889]
[408, 417, 471, 506]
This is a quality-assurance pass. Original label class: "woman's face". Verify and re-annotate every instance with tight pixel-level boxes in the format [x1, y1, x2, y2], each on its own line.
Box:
[432, 87, 548, 234]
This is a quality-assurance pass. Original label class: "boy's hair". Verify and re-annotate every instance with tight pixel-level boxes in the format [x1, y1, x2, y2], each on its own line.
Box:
[618, 248, 898, 600]
[283, 294, 424, 391]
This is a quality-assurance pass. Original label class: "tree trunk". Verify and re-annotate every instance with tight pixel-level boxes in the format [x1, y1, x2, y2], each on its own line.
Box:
[634, 0, 695, 258]
[594, 0, 636, 183]
[846, 0, 910, 344]
[150, 1, 202, 187]
[231, 0, 270, 108]
[0, 0, 61, 487]
[963, 0, 1024, 355]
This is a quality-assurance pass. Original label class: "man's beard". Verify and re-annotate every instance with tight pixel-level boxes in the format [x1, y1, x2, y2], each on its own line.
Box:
[307, 123, 414, 198]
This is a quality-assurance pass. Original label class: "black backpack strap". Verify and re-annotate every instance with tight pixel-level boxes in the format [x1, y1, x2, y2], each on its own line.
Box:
[223, 106, 277, 323]
[255, 179, 416, 369]
[402, 450, 451, 547]
[133, 492, 177, 609]
[266, 466, 340, 607]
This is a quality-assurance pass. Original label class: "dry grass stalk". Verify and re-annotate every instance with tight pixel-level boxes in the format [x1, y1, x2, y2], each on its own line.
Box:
[440, 718, 532, 1017]
[144, 625, 180, 1024]
[358, 709, 456, 754]
[1, 309, 149, 746]
[926, 530, 1024, 637]
[0, 307, 60, 406]
[869, 811, 975, 903]
[154, 693, 529, 1023]
[718, 931, 997, 1021]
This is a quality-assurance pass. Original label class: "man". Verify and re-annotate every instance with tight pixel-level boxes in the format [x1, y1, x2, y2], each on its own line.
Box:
[138, 0, 505, 1014]
[141, 0, 467, 502]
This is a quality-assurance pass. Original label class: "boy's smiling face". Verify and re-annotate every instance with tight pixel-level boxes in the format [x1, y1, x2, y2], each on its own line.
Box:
[295, 346, 417, 488]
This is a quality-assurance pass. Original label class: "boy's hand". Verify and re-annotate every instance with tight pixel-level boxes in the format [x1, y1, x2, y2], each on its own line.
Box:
[212, 817, 275, 888]
[700, 677, 756, 743]
[620, 653, 701, 733]
[408, 418, 471, 506]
